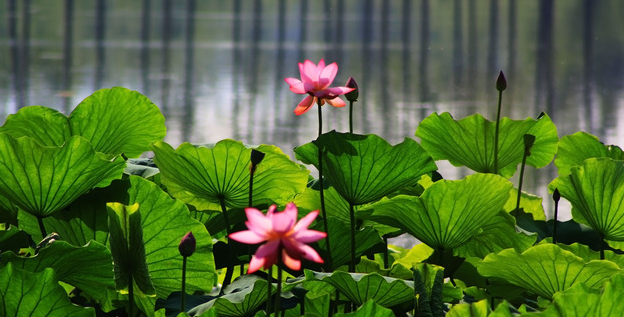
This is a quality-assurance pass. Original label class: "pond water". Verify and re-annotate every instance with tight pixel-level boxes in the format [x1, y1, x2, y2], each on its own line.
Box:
[2, 0, 624, 222]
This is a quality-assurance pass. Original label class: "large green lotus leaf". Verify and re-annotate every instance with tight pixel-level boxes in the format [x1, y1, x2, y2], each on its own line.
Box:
[15, 176, 216, 298]
[17, 179, 130, 243]
[0, 240, 114, 301]
[554, 131, 624, 177]
[520, 274, 624, 317]
[0, 134, 125, 218]
[477, 244, 621, 299]
[0, 105, 71, 146]
[310, 271, 414, 308]
[294, 131, 437, 205]
[360, 173, 512, 250]
[152, 140, 309, 211]
[121, 176, 217, 298]
[550, 157, 624, 241]
[0, 263, 95, 316]
[68, 87, 166, 157]
[0, 88, 165, 158]
[454, 211, 536, 258]
[334, 299, 395, 317]
[188, 276, 273, 317]
[107, 202, 156, 296]
[415, 112, 558, 178]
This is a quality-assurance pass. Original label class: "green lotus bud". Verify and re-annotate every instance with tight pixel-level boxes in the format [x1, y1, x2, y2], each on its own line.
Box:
[496, 71, 507, 91]
[178, 231, 196, 257]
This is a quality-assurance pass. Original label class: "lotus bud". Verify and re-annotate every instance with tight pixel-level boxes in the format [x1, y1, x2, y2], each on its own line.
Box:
[178, 231, 196, 257]
[250, 149, 266, 175]
[345, 77, 359, 102]
[553, 189, 560, 203]
[496, 71, 507, 91]
[523, 134, 536, 156]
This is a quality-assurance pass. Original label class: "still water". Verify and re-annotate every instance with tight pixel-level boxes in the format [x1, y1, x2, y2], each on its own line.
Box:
[2, 0, 624, 220]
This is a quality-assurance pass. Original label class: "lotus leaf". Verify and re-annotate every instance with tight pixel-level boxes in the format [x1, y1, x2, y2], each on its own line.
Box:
[478, 244, 621, 299]
[415, 112, 558, 178]
[152, 140, 308, 212]
[294, 131, 437, 205]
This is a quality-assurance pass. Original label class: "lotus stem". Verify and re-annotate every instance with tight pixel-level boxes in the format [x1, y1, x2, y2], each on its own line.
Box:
[349, 100, 354, 134]
[493, 71, 506, 174]
[37, 216, 47, 239]
[274, 254, 283, 317]
[383, 236, 389, 269]
[552, 189, 560, 244]
[600, 238, 605, 260]
[317, 100, 332, 269]
[220, 197, 234, 293]
[266, 266, 272, 313]
[514, 134, 535, 217]
[181, 256, 187, 313]
[349, 202, 356, 272]
[128, 274, 135, 317]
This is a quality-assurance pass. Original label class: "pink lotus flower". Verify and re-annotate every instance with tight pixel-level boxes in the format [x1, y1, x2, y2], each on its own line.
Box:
[229, 203, 326, 273]
[285, 59, 355, 115]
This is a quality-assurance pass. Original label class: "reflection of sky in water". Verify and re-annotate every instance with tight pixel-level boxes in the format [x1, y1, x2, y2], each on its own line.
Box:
[2, 0, 624, 223]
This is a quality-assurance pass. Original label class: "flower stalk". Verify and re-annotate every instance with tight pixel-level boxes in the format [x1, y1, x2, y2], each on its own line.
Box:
[514, 134, 536, 216]
[178, 231, 195, 313]
[493, 71, 507, 174]
[552, 189, 560, 244]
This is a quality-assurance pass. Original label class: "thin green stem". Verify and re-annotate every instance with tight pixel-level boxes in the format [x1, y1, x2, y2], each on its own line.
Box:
[220, 197, 235, 293]
[493, 89, 503, 174]
[383, 236, 389, 269]
[128, 274, 134, 317]
[349, 100, 354, 134]
[514, 153, 528, 216]
[274, 255, 283, 317]
[317, 101, 332, 269]
[553, 198, 559, 244]
[600, 237, 605, 260]
[37, 216, 47, 239]
[181, 256, 187, 313]
[266, 266, 273, 313]
[349, 203, 356, 272]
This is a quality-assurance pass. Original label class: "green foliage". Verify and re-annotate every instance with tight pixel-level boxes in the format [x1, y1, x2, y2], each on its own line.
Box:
[416, 112, 558, 178]
[0, 263, 95, 316]
[107, 202, 155, 296]
[519, 274, 624, 317]
[554, 131, 624, 176]
[478, 244, 621, 299]
[1, 240, 113, 301]
[550, 157, 624, 240]
[360, 173, 512, 250]
[308, 271, 414, 310]
[0, 87, 166, 157]
[3, 84, 624, 315]
[0, 134, 125, 218]
[152, 140, 309, 211]
[295, 131, 437, 205]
